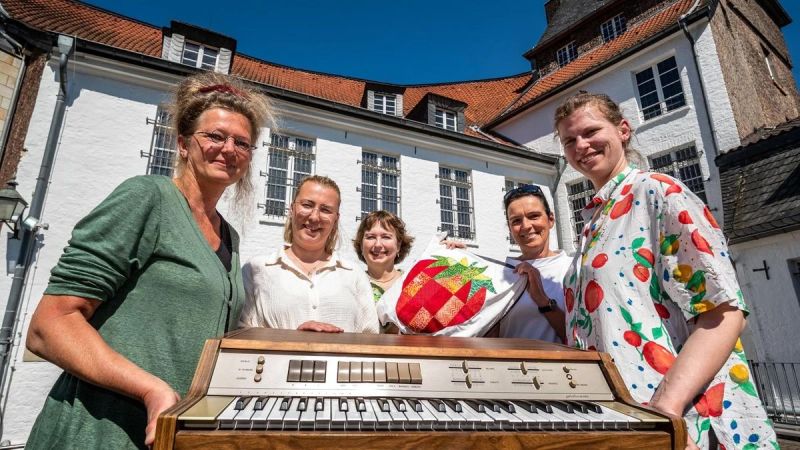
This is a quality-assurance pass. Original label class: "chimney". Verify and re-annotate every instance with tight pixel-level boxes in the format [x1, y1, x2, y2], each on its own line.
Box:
[544, 0, 561, 24]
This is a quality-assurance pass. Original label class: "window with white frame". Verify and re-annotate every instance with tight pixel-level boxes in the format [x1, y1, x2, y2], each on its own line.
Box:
[439, 167, 475, 240]
[635, 56, 686, 120]
[181, 41, 218, 70]
[567, 179, 595, 239]
[648, 144, 706, 203]
[143, 107, 177, 176]
[556, 42, 578, 67]
[360, 151, 400, 217]
[434, 108, 457, 131]
[371, 93, 397, 116]
[262, 133, 315, 217]
[601, 14, 627, 42]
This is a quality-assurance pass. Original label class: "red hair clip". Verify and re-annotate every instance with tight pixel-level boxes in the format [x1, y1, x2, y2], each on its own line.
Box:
[198, 84, 246, 97]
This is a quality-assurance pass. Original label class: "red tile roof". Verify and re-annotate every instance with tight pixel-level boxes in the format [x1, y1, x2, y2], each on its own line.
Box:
[3, 0, 701, 141]
[491, 0, 695, 124]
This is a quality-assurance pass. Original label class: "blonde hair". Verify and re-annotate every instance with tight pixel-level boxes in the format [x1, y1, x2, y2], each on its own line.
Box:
[553, 91, 644, 167]
[170, 71, 275, 207]
[284, 175, 342, 255]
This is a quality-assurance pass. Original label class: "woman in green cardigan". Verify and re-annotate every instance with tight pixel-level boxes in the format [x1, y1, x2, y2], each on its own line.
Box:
[24, 72, 273, 449]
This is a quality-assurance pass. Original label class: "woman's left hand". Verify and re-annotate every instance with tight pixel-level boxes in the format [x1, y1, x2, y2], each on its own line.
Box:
[441, 240, 467, 249]
[297, 320, 343, 333]
[514, 262, 548, 304]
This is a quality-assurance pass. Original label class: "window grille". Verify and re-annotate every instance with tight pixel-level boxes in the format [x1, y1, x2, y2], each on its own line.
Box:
[649, 144, 706, 202]
[261, 133, 316, 217]
[601, 14, 627, 42]
[142, 107, 177, 176]
[360, 151, 400, 218]
[567, 179, 596, 239]
[439, 167, 475, 240]
[556, 42, 578, 67]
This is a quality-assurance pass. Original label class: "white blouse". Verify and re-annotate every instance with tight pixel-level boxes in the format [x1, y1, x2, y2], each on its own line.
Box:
[238, 247, 379, 333]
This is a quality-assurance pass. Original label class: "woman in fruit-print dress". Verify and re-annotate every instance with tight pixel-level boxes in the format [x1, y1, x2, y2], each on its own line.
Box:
[555, 92, 777, 450]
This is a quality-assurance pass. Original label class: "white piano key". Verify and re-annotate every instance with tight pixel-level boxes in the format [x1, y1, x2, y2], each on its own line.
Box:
[345, 398, 363, 431]
[359, 398, 378, 431]
[398, 400, 423, 431]
[419, 400, 452, 431]
[412, 399, 437, 431]
[458, 400, 494, 430]
[314, 398, 332, 431]
[385, 398, 408, 431]
[462, 401, 500, 431]
[233, 400, 257, 430]
[331, 398, 348, 430]
[266, 397, 287, 430]
[439, 400, 469, 431]
[545, 405, 581, 430]
[592, 403, 640, 430]
[216, 397, 241, 430]
[510, 401, 552, 431]
[281, 397, 302, 430]
[369, 399, 393, 430]
[250, 397, 277, 429]
[299, 397, 317, 430]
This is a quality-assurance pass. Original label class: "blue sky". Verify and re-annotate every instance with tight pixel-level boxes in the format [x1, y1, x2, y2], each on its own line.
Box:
[85, 0, 800, 87]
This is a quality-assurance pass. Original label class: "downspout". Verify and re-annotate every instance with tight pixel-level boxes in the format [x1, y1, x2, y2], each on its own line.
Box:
[550, 155, 568, 251]
[679, 1, 720, 158]
[0, 35, 74, 423]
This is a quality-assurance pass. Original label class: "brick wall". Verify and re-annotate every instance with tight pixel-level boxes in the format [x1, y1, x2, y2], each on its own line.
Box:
[0, 50, 23, 145]
[710, 0, 800, 139]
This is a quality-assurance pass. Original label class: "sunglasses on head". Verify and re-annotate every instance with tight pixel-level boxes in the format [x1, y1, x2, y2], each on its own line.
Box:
[503, 184, 543, 204]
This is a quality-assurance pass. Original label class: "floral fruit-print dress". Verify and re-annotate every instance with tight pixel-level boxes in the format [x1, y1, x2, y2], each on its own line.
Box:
[563, 166, 777, 449]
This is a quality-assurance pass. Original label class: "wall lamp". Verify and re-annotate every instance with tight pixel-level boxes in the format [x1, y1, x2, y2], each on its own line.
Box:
[0, 180, 28, 238]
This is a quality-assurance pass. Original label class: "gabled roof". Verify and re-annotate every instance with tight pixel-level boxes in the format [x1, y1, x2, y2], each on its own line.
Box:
[489, 0, 697, 126]
[716, 117, 800, 244]
[1, 0, 532, 147]
[531, 0, 617, 51]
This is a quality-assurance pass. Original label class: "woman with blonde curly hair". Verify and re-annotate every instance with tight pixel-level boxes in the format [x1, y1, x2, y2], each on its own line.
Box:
[26, 71, 273, 449]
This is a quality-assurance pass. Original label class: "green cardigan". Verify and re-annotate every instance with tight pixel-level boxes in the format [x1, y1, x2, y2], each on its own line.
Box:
[26, 176, 245, 450]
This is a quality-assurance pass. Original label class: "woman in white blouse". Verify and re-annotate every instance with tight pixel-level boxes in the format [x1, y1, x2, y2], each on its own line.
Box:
[239, 175, 379, 333]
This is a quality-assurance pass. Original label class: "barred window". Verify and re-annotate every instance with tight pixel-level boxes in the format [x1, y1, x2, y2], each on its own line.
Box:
[649, 144, 706, 203]
[372, 93, 397, 116]
[360, 151, 400, 217]
[635, 56, 686, 120]
[556, 42, 578, 67]
[567, 179, 595, 238]
[261, 133, 315, 217]
[143, 107, 177, 176]
[439, 167, 475, 240]
[601, 14, 627, 42]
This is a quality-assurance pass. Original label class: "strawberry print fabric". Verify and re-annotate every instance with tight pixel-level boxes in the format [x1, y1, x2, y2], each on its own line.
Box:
[377, 237, 526, 336]
[564, 166, 777, 449]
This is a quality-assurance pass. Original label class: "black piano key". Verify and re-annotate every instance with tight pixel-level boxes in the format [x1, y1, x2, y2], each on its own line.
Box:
[477, 400, 496, 413]
[578, 401, 602, 414]
[428, 399, 447, 413]
[253, 396, 269, 411]
[513, 400, 537, 413]
[566, 401, 588, 414]
[297, 397, 308, 412]
[408, 399, 423, 413]
[338, 398, 349, 412]
[465, 399, 486, 413]
[495, 400, 515, 413]
[391, 399, 407, 412]
[442, 399, 462, 413]
[550, 401, 574, 414]
[315, 398, 325, 412]
[530, 400, 553, 414]
[356, 398, 367, 412]
[279, 397, 290, 411]
[377, 398, 390, 412]
[235, 396, 252, 411]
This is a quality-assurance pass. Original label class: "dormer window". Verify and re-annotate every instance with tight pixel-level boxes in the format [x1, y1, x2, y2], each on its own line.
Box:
[372, 93, 397, 115]
[181, 41, 218, 70]
[556, 42, 577, 67]
[601, 14, 627, 42]
[435, 108, 457, 131]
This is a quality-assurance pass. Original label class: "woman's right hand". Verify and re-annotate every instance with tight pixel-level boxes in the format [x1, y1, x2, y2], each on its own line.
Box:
[143, 380, 180, 447]
[297, 321, 343, 333]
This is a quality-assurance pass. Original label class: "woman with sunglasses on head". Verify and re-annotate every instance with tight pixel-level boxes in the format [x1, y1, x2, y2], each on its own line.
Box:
[497, 185, 567, 343]
[555, 92, 776, 449]
[25, 72, 272, 449]
[239, 175, 379, 334]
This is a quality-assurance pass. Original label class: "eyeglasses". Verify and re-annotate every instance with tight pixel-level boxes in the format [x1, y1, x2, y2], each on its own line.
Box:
[294, 201, 338, 220]
[503, 184, 543, 206]
[192, 131, 256, 154]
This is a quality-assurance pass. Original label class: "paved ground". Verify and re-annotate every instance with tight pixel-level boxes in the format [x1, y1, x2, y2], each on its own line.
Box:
[780, 437, 800, 449]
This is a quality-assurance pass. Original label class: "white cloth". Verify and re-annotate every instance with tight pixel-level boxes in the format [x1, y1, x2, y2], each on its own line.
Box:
[377, 237, 526, 337]
[239, 247, 379, 333]
[498, 250, 570, 342]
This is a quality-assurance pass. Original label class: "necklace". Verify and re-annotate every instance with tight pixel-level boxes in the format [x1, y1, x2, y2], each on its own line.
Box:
[287, 249, 327, 276]
[368, 269, 401, 284]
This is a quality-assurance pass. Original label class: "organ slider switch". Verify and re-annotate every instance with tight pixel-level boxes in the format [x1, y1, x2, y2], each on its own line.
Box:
[313, 360, 327, 383]
[386, 362, 399, 383]
[362, 361, 374, 382]
[287, 360, 302, 382]
[350, 361, 362, 382]
[300, 360, 314, 382]
[374, 362, 387, 383]
[337, 361, 350, 383]
[398, 363, 411, 384]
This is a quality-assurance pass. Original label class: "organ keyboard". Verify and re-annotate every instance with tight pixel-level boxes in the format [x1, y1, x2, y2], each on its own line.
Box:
[154, 328, 685, 449]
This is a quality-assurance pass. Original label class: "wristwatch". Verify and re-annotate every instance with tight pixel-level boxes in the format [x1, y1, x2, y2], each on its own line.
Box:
[538, 298, 558, 314]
